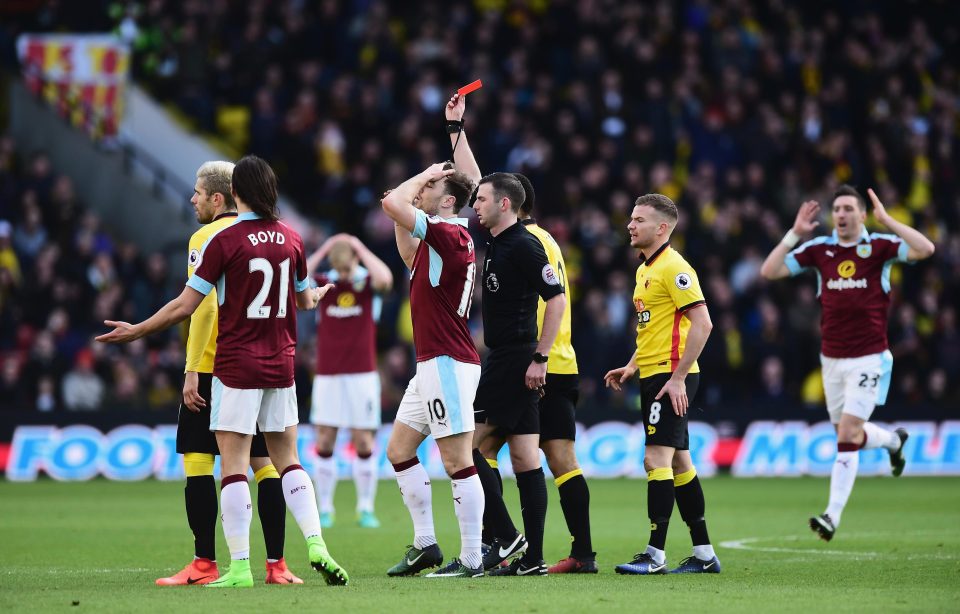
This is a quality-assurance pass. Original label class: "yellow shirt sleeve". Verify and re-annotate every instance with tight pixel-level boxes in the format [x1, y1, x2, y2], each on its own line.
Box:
[184, 232, 217, 373]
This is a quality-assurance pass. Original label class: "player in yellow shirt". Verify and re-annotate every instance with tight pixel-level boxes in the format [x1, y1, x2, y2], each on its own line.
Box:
[604, 194, 719, 575]
[156, 161, 302, 586]
[479, 174, 595, 573]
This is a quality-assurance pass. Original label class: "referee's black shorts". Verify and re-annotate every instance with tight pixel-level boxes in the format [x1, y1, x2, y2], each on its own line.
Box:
[639, 372, 700, 450]
[473, 344, 540, 435]
[176, 372, 270, 457]
[539, 373, 579, 442]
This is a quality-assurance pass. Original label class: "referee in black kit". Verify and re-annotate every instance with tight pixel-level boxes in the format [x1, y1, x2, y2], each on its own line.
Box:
[470, 172, 567, 576]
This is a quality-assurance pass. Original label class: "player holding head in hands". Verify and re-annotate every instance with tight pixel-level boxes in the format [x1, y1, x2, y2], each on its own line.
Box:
[305, 233, 393, 530]
[760, 185, 935, 541]
[605, 194, 720, 575]
[97, 155, 348, 587]
[156, 160, 300, 586]
[380, 104, 484, 577]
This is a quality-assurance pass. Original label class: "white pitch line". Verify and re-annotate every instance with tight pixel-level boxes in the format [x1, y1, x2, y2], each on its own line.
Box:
[719, 535, 959, 560]
[720, 536, 882, 557]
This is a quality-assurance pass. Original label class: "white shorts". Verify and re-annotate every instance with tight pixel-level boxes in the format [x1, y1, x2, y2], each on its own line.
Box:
[820, 350, 893, 423]
[309, 372, 381, 430]
[395, 356, 480, 439]
[209, 376, 299, 435]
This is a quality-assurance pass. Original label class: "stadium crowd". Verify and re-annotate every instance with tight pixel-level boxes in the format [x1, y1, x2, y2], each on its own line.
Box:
[1, 0, 958, 415]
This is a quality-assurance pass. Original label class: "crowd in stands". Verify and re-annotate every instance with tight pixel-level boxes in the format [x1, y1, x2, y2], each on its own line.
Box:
[0, 140, 189, 412]
[1, 0, 958, 417]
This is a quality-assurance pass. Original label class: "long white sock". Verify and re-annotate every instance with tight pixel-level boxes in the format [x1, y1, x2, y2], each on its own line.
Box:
[825, 448, 859, 526]
[451, 469, 484, 569]
[313, 453, 337, 513]
[281, 465, 323, 540]
[220, 476, 252, 560]
[861, 423, 901, 451]
[354, 453, 378, 513]
[393, 458, 436, 549]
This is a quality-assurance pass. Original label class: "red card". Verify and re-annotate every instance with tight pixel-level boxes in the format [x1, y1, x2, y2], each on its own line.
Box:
[457, 80, 483, 96]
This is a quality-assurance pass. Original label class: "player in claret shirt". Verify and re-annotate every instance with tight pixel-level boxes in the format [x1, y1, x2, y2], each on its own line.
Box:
[157, 160, 299, 587]
[380, 161, 485, 578]
[98, 156, 348, 587]
[761, 185, 935, 541]
[305, 234, 393, 530]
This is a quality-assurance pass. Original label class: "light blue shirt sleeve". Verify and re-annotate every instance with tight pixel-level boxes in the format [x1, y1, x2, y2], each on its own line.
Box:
[784, 252, 804, 276]
[897, 239, 911, 262]
[295, 277, 309, 292]
[411, 209, 428, 240]
[186, 274, 214, 295]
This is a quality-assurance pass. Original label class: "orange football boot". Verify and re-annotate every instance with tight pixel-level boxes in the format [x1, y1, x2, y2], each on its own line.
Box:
[265, 558, 304, 584]
[156, 558, 219, 586]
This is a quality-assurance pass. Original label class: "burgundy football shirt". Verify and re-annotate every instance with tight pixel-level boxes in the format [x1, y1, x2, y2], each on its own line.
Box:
[785, 229, 910, 359]
[187, 212, 309, 388]
[314, 268, 378, 375]
[408, 210, 480, 365]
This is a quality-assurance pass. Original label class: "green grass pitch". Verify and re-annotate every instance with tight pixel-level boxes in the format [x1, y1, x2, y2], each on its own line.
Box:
[1, 476, 958, 613]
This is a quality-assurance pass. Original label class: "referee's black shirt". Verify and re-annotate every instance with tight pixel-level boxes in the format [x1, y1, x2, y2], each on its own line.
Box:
[481, 221, 564, 349]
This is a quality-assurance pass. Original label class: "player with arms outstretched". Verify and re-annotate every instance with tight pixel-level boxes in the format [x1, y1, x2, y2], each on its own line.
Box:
[98, 156, 348, 587]
[380, 159, 485, 578]
[156, 160, 300, 586]
[760, 185, 935, 541]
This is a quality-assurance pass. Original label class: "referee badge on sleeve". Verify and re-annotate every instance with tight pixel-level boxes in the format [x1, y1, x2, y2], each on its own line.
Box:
[542, 264, 560, 286]
[675, 272, 692, 290]
[188, 248, 201, 269]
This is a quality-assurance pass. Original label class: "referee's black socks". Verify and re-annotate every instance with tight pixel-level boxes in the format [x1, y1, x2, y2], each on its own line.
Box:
[473, 449, 517, 542]
[184, 475, 217, 560]
[647, 467, 675, 552]
[516, 467, 548, 563]
[555, 469, 594, 560]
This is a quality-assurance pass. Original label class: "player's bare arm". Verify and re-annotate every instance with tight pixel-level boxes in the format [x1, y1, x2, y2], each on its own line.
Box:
[381, 163, 455, 231]
[655, 304, 712, 416]
[525, 292, 566, 391]
[392, 222, 419, 270]
[97, 286, 206, 344]
[182, 371, 204, 413]
[348, 235, 394, 292]
[446, 93, 482, 183]
[296, 283, 335, 310]
[867, 188, 936, 261]
[604, 349, 639, 391]
[760, 200, 821, 280]
[381, 188, 419, 269]
[382, 165, 454, 268]
[183, 291, 217, 413]
[306, 232, 352, 276]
